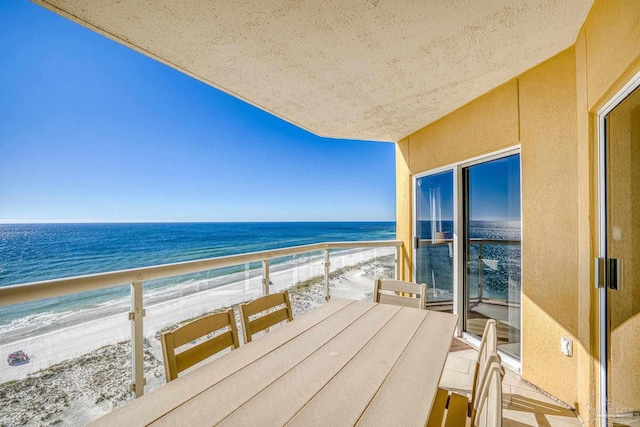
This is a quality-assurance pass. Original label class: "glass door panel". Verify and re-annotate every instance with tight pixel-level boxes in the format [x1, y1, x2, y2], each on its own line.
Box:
[463, 155, 522, 358]
[415, 171, 454, 311]
[604, 85, 640, 424]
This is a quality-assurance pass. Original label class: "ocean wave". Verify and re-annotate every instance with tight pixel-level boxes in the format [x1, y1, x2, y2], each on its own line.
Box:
[0, 310, 73, 335]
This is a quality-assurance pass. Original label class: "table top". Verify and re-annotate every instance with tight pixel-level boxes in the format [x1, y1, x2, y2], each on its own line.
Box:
[91, 299, 458, 427]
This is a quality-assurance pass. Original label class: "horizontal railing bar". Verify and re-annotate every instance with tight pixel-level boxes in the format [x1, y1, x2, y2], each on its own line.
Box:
[418, 238, 520, 246]
[0, 240, 401, 306]
[469, 238, 521, 245]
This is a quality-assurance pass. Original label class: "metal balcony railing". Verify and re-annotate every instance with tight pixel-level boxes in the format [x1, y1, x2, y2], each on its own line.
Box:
[0, 240, 402, 398]
[416, 237, 521, 305]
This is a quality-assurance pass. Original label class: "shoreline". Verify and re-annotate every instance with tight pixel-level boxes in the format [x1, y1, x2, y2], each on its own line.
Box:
[0, 247, 395, 384]
[0, 251, 395, 426]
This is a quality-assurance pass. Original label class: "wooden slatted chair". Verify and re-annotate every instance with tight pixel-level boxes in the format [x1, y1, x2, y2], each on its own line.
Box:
[429, 319, 499, 427]
[239, 290, 293, 344]
[473, 361, 505, 427]
[428, 355, 504, 427]
[439, 319, 498, 411]
[373, 279, 427, 309]
[471, 320, 498, 415]
[161, 308, 239, 382]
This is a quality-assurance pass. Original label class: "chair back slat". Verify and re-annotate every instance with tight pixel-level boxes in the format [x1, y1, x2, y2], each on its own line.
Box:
[161, 308, 239, 382]
[239, 290, 293, 344]
[171, 311, 238, 348]
[378, 293, 423, 308]
[374, 279, 426, 309]
[472, 319, 498, 406]
[175, 330, 237, 373]
[248, 307, 291, 336]
[241, 292, 291, 318]
[375, 279, 424, 295]
[473, 350, 501, 413]
[474, 361, 504, 427]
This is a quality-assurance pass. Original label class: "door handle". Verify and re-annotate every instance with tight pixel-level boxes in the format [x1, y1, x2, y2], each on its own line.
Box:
[595, 257, 606, 289]
[594, 257, 623, 291]
[607, 258, 622, 291]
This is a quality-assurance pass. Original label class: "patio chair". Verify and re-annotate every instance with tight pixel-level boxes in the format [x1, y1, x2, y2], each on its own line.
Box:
[428, 354, 504, 427]
[473, 360, 505, 427]
[373, 279, 427, 309]
[161, 308, 239, 382]
[434, 319, 498, 419]
[472, 320, 498, 415]
[239, 290, 293, 344]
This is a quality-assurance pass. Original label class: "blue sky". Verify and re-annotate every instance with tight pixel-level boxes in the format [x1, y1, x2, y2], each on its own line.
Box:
[467, 155, 521, 221]
[0, 1, 395, 223]
[416, 155, 521, 222]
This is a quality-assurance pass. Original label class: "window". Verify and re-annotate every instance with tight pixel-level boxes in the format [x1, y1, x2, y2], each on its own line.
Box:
[414, 149, 521, 360]
[463, 154, 521, 358]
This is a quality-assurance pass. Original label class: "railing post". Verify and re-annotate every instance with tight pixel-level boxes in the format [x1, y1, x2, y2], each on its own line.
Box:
[396, 244, 402, 280]
[262, 259, 270, 296]
[477, 244, 484, 303]
[130, 281, 145, 398]
[324, 249, 331, 301]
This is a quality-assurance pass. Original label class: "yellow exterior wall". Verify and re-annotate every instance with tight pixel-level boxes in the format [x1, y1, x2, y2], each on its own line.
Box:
[518, 48, 579, 404]
[576, 0, 640, 421]
[573, 26, 596, 421]
[395, 0, 640, 422]
[583, 0, 640, 110]
[397, 49, 582, 405]
[407, 80, 519, 174]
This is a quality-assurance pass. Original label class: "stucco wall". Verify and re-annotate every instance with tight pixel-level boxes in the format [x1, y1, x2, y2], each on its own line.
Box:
[397, 50, 581, 405]
[518, 48, 580, 405]
[395, 0, 640, 421]
[575, 0, 640, 421]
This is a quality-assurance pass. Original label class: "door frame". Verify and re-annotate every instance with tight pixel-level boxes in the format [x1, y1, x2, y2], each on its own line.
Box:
[411, 145, 521, 370]
[596, 69, 640, 427]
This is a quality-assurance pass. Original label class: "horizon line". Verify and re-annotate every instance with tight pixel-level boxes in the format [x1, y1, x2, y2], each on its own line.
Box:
[0, 219, 398, 225]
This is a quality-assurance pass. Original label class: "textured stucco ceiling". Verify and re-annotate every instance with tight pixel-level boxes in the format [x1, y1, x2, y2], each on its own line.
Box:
[34, 0, 593, 142]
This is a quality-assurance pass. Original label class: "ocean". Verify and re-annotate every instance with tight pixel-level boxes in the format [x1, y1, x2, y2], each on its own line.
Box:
[0, 222, 396, 330]
[0, 220, 521, 337]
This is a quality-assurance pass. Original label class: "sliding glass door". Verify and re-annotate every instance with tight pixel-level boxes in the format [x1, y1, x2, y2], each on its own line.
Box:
[414, 150, 522, 359]
[463, 154, 521, 358]
[599, 80, 640, 425]
[415, 171, 454, 311]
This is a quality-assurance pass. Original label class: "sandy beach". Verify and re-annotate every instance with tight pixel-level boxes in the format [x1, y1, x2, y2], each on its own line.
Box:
[0, 248, 394, 426]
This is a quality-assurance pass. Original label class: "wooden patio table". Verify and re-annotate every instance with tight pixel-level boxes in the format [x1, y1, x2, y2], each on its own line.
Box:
[90, 298, 458, 427]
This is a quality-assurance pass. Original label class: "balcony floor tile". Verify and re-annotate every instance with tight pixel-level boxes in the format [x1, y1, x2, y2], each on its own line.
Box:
[441, 342, 583, 427]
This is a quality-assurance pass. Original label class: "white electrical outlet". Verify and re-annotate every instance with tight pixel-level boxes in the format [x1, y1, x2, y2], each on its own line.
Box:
[561, 337, 573, 357]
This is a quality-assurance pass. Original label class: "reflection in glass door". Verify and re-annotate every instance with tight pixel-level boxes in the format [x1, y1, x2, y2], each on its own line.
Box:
[463, 155, 522, 358]
[601, 83, 640, 425]
[415, 171, 454, 311]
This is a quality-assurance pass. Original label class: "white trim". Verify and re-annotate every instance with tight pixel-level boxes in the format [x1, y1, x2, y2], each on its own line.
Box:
[595, 68, 640, 427]
[459, 145, 521, 168]
[413, 164, 456, 180]
[453, 166, 464, 336]
[412, 176, 418, 282]
[518, 152, 524, 370]
[412, 145, 520, 181]
[598, 70, 640, 117]
[597, 84, 609, 427]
